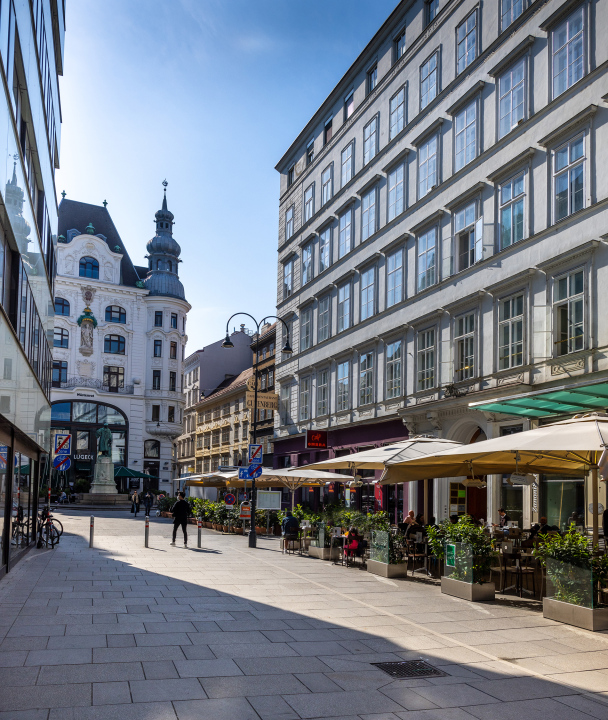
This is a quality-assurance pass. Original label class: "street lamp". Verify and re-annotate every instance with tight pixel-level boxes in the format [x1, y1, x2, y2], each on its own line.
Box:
[223, 313, 293, 548]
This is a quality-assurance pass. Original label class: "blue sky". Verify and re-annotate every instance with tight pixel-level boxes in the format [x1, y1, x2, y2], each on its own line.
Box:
[55, 0, 398, 351]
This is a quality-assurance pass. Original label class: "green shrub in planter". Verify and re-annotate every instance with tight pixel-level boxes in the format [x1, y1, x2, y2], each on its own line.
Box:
[427, 516, 494, 584]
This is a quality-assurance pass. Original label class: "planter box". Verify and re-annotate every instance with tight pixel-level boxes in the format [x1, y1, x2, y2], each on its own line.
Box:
[441, 576, 495, 602]
[543, 597, 608, 631]
[308, 546, 338, 561]
[367, 559, 407, 578]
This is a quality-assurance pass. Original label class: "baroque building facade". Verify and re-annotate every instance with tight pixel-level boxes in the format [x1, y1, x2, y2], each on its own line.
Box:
[274, 0, 608, 531]
[51, 189, 190, 494]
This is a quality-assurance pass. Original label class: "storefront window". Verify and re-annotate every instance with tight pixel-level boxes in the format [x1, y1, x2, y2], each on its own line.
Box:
[76, 431, 89, 450]
[11, 453, 33, 562]
[0, 445, 7, 567]
[111, 432, 126, 465]
[98, 405, 126, 425]
[51, 403, 71, 423]
[500, 424, 524, 526]
[72, 402, 97, 423]
[540, 475, 585, 531]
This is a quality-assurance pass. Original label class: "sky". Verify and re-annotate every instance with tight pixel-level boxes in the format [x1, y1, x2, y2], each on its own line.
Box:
[55, 0, 399, 351]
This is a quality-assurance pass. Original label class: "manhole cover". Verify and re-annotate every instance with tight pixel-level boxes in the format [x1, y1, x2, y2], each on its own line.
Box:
[371, 660, 447, 678]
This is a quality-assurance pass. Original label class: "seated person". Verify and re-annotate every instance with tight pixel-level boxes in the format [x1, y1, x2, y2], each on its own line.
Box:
[405, 515, 425, 541]
[522, 517, 555, 547]
[59, 491, 67, 504]
[281, 511, 299, 537]
[493, 508, 511, 528]
[344, 527, 360, 557]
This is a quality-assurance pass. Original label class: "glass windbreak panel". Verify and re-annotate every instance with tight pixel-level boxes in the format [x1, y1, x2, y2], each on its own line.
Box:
[371, 530, 389, 564]
[97, 405, 126, 426]
[540, 476, 585, 531]
[546, 557, 594, 608]
[51, 402, 71, 423]
[444, 542, 474, 583]
[72, 402, 97, 423]
[500, 479, 523, 528]
[0, 445, 7, 564]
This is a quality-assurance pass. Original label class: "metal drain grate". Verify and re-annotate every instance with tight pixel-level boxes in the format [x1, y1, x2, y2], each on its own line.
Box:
[371, 660, 447, 678]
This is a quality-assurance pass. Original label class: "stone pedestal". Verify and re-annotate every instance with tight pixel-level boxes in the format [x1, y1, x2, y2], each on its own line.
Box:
[90, 456, 118, 495]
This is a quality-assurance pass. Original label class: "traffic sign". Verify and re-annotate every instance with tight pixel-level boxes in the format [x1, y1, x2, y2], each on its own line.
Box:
[238, 465, 262, 480]
[224, 493, 236, 506]
[54, 433, 71, 456]
[53, 455, 71, 471]
[248, 444, 263, 465]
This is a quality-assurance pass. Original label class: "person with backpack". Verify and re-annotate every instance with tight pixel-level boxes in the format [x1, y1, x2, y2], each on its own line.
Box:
[170, 492, 190, 547]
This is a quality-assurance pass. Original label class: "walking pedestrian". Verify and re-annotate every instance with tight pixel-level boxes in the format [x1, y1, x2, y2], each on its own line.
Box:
[170, 491, 190, 547]
[131, 490, 140, 517]
[143, 491, 153, 516]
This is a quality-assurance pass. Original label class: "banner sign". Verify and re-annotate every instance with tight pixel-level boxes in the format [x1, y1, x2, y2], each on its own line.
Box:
[306, 430, 328, 449]
[246, 392, 279, 411]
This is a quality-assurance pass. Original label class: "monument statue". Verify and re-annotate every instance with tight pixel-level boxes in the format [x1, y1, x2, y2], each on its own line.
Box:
[96, 423, 113, 457]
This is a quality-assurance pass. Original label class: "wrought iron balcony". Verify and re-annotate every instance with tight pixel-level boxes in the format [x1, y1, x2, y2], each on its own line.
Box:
[53, 377, 135, 395]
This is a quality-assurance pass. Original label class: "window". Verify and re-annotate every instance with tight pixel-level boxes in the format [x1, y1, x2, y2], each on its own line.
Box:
[268, 369, 274, 386]
[318, 228, 330, 273]
[418, 134, 438, 197]
[554, 135, 585, 222]
[299, 377, 310, 421]
[552, 8, 584, 99]
[361, 188, 377, 241]
[318, 295, 330, 342]
[420, 52, 438, 109]
[104, 335, 125, 354]
[55, 297, 70, 316]
[500, 173, 525, 248]
[338, 209, 352, 258]
[417, 227, 436, 291]
[153, 339, 162, 357]
[317, 369, 329, 416]
[427, 0, 439, 24]
[457, 11, 477, 74]
[283, 258, 293, 299]
[280, 385, 291, 424]
[360, 267, 375, 321]
[261, 373, 267, 391]
[388, 164, 405, 221]
[103, 365, 124, 392]
[387, 248, 404, 307]
[324, 118, 333, 145]
[321, 166, 332, 205]
[499, 58, 525, 138]
[555, 270, 584, 356]
[152, 370, 161, 390]
[367, 65, 377, 94]
[455, 313, 475, 381]
[170, 341, 177, 359]
[300, 308, 312, 351]
[389, 87, 405, 139]
[302, 243, 313, 285]
[341, 142, 354, 186]
[344, 92, 354, 121]
[54, 328, 68, 348]
[363, 116, 378, 164]
[337, 361, 350, 411]
[499, 294, 524, 369]
[306, 140, 314, 166]
[455, 203, 482, 270]
[394, 29, 406, 61]
[171, 313, 178, 329]
[501, 0, 524, 30]
[79, 256, 99, 279]
[418, 329, 435, 390]
[386, 340, 402, 398]
[287, 165, 295, 187]
[154, 311, 163, 327]
[151, 405, 160, 422]
[52, 360, 67, 387]
[304, 185, 314, 222]
[454, 101, 476, 171]
[337, 284, 351, 332]
[169, 372, 177, 391]
[105, 305, 126, 323]
[285, 205, 294, 240]
[359, 352, 374, 405]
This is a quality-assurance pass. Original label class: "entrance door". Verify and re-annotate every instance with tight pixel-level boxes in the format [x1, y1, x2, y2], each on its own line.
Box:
[103, 366, 125, 393]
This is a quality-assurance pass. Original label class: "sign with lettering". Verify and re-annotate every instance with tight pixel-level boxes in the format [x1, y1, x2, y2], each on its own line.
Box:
[306, 430, 328, 449]
[445, 543, 456, 567]
[74, 454, 93, 461]
[246, 392, 279, 411]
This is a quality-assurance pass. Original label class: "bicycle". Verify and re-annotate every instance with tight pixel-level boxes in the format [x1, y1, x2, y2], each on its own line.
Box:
[37, 507, 60, 548]
[11, 507, 29, 548]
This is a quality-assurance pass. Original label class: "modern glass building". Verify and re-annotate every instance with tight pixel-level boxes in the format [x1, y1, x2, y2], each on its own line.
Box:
[0, 1, 64, 574]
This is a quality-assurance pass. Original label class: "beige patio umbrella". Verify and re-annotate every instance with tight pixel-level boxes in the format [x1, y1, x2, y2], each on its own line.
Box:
[380, 413, 608, 544]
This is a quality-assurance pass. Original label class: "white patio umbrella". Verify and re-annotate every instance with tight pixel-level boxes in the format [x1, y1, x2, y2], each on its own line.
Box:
[382, 413, 608, 544]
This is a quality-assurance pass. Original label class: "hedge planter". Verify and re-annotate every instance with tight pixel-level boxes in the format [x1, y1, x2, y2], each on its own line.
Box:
[441, 576, 495, 602]
[543, 597, 608, 631]
[308, 546, 339, 561]
[366, 530, 407, 578]
[367, 558, 407, 578]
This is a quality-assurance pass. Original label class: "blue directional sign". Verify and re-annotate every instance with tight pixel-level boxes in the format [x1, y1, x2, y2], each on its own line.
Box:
[53, 455, 71, 471]
[248, 444, 263, 466]
[238, 465, 262, 480]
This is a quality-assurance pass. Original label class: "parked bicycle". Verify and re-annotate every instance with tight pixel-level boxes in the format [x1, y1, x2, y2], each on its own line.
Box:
[37, 507, 61, 548]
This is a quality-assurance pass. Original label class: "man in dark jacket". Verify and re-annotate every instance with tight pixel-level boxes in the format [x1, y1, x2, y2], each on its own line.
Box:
[143, 492, 153, 516]
[170, 492, 190, 547]
[281, 511, 299, 554]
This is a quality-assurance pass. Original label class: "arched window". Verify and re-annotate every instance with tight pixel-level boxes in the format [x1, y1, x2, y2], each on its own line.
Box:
[79, 256, 99, 279]
[157, 260, 162, 270]
[53, 328, 69, 348]
[105, 305, 126, 323]
[144, 439, 160, 458]
[104, 334, 125, 354]
[55, 297, 70, 316]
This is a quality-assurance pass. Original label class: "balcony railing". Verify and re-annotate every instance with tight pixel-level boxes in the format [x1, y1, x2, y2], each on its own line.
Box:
[53, 377, 135, 395]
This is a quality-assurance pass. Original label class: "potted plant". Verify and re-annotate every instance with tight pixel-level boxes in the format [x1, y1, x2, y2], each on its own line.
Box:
[367, 528, 407, 578]
[308, 522, 338, 560]
[534, 524, 608, 631]
[427, 516, 495, 602]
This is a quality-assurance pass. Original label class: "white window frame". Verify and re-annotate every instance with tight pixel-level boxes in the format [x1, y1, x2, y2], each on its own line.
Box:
[360, 266, 376, 321]
[341, 141, 354, 187]
[283, 258, 293, 299]
[321, 165, 333, 205]
[306, 140, 314, 166]
[501, 0, 525, 31]
[361, 187, 377, 241]
[456, 9, 478, 75]
[359, 351, 374, 406]
[317, 295, 330, 343]
[318, 227, 331, 273]
[552, 7, 585, 100]
[420, 50, 438, 110]
[418, 133, 438, 198]
[553, 268, 585, 357]
[454, 312, 476, 381]
[426, 0, 439, 25]
[280, 385, 291, 424]
[363, 116, 378, 165]
[417, 328, 436, 390]
[499, 172, 526, 249]
[498, 293, 525, 370]
[304, 184, 314, 222]
[285, 205, 294, 241]
[385, 339, 402, 399]
[300, 308, 312, 352]
[317, 368, 329, 416]
[337, 360, 350, 411]
[367, 65, 377, 94]
[301, 243, 313, 285]
[344, 91, 354, 122]
[386, 247, 404, 308]
[338, 208, 353, 258]
[337, 283, 351, 333]
[387, 163, 405, 221]
[299, 377, 311, 421]
[389, 86, 406, 140]
[498, 57, 526, 138]
[454, 99, 477, 172]
[454, 202, 483, 271]
[394, 28, 406, 62]
[553, 133, 585, 223]
[417, 226, 437, 292]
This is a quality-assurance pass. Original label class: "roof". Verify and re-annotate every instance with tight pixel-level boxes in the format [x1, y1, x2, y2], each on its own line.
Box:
[251, 322, 276, 348]
[58, 199, 143, 288]
[197, 367, 253, 406]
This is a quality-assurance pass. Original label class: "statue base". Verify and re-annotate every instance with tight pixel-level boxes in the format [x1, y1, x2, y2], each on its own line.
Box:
[90, 456, 118, 495]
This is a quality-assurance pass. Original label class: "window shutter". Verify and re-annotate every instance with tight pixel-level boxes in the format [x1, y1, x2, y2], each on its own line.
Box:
[474, 218, 483, 263]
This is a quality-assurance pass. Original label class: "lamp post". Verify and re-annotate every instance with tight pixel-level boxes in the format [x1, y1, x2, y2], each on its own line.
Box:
[222, 313, 293, 548]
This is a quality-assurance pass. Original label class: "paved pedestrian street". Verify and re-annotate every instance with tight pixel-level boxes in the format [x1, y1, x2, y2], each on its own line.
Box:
[1, 512, 608, 720]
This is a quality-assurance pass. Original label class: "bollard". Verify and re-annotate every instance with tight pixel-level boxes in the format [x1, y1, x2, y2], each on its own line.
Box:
[197, 519, 202, 548]
[89, 516, 94, 548]
[145, 515, 149, 548]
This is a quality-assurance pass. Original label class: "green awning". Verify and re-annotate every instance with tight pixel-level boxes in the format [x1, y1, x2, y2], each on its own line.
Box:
[469, 379, 608, 418]
[114, 466, 158, 480]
